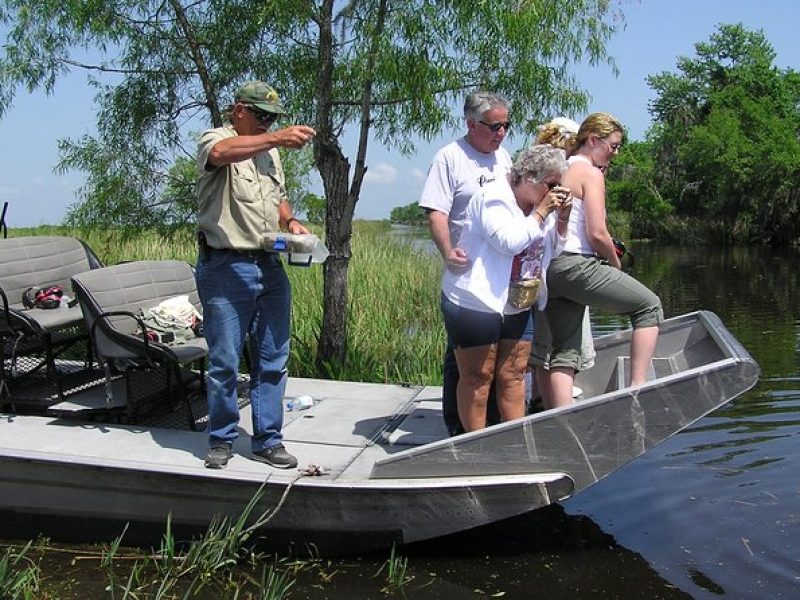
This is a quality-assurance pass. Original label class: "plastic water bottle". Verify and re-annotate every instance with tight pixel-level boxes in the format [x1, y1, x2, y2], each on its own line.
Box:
[296, 395, 314, 409]
[285, 395, 314, 411]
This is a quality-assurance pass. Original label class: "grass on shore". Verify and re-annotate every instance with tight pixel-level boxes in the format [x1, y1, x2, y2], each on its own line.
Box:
[8, 221, 445, 387]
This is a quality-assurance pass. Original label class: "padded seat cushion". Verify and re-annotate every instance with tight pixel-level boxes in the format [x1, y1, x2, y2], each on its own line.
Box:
[71, 260, 206, 365]
[13, 305, 85, 331]
[72, 261, 202, 336]
[0, 236, 99, 335]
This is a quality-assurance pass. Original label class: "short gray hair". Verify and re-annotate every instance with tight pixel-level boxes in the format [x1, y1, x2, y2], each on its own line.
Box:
[508, 145, 567, 187]
[464, 91, 511, 121]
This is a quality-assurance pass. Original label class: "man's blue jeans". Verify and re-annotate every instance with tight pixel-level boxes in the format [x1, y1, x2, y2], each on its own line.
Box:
[196, 249, 291, 453]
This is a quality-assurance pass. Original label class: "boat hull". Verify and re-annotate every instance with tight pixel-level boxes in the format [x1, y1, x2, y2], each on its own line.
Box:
[0, 449, 573, 550]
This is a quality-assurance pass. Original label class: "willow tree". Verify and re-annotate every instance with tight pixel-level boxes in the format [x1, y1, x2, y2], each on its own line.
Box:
[0, 0, 620, 376]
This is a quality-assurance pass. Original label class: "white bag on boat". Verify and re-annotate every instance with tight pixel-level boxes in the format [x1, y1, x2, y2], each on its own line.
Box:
[138, 295, 202, 344]
[148, 295, 201, 327]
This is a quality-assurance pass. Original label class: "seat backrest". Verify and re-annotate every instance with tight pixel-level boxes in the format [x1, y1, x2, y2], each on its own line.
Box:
[71, 260, 201, 337]
[0, 236, 102, 308]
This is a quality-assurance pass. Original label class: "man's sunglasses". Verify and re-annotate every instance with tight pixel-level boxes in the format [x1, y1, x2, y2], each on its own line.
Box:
[479, 120, 511, 132]
[247, 106, 278, 126]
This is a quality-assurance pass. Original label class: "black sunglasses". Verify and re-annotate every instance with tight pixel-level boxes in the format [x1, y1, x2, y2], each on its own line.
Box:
[247, 106, 278, 125]
[479, 120, 511, 132]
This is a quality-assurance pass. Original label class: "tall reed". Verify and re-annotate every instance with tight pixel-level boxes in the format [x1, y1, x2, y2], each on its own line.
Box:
[288, 222, 444, 384]
[0, 542, 41, 599]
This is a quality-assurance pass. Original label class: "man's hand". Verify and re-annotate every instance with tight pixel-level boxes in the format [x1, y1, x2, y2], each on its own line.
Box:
[446, 246, 469, 269]
[288, 220, 310, 235]
[273, 125, 316, 149]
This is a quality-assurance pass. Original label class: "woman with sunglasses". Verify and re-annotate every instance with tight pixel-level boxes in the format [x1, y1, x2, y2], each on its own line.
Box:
[441, 144, 572, 431]
[534, 113, 662, 409]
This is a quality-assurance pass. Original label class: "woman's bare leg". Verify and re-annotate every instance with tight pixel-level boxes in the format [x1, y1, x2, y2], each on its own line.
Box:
[547, 366, 576, 409]
[494, 339, 531, 422]
[454, 344, 497, 431]
[629, 325, 658, 386]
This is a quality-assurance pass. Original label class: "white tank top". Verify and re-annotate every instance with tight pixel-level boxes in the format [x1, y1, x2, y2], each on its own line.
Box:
[562, 155, 601, 255]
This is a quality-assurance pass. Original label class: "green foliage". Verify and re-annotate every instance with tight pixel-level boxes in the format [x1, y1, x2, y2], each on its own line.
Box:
[389, 202, 427, 226]
[645, 23, 800, 245]
[294, 192, 327, 225]
[605, 140, 672, 238]
[0, 542, 41, 599]
[0, 0, 620, 226]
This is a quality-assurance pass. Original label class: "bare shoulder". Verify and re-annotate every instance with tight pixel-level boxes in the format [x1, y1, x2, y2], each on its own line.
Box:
[563, 159, 603, 196]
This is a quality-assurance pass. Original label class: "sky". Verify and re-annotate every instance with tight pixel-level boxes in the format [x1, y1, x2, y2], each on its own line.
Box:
[1, 0, 798, 227]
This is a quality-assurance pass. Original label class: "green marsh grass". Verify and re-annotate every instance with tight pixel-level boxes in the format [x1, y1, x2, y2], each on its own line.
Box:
[93, 484, 301, 598]
[0, 541, 41, 599]
[375, 544, 412, 596]
[11, 222, 445, 386]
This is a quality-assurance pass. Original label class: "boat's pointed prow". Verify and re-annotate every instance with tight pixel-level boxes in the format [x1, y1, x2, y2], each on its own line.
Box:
[371, 311, 759, 498]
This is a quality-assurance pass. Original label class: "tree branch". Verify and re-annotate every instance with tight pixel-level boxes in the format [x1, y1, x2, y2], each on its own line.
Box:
[167, 0, 220, 126]
[330, 82, 476, 108]
[61, 57, 196, 77]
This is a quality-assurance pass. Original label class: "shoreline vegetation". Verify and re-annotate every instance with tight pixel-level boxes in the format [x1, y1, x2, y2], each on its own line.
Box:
[1, 485, 414, 598]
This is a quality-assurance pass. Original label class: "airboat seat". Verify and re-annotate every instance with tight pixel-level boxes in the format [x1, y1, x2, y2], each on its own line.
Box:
[0, 236, 103, 410]
[70, 260, 207, 429]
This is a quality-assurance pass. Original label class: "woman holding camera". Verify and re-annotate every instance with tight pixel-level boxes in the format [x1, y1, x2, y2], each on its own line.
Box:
[441, 145, 571, 431]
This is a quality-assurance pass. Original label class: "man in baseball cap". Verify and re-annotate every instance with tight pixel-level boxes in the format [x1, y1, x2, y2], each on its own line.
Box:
[196, 81, 315, 471]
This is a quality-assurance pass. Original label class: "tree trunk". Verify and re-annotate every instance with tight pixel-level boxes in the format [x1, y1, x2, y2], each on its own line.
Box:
[312, 0, 387, 377]
[313, 0, 352, 376]
[316, 145, 352, 376]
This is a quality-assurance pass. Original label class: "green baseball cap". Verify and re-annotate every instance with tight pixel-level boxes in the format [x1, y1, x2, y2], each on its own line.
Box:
[234, 80, 287, 115]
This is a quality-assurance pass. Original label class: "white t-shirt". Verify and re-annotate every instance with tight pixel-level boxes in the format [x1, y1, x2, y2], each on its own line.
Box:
[419, 137, 513, 245]
[442, 177, 565, 315]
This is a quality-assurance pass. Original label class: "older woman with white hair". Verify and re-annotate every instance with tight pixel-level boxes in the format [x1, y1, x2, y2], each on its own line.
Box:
[441, 144, 572, 431]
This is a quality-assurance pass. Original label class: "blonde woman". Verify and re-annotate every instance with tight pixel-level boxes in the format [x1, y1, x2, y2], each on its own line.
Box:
[531, 118, 596, 408]
[538, 113, 662, 408]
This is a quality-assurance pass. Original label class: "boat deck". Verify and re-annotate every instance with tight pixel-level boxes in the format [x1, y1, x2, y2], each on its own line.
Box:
[0, 377, 448, 485]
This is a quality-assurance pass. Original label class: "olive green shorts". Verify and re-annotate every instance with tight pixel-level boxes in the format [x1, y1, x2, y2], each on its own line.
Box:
[532, 254, 662, 370]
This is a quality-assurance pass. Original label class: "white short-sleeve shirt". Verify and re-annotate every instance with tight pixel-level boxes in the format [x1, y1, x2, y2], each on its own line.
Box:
[419, 137, 512, 244]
